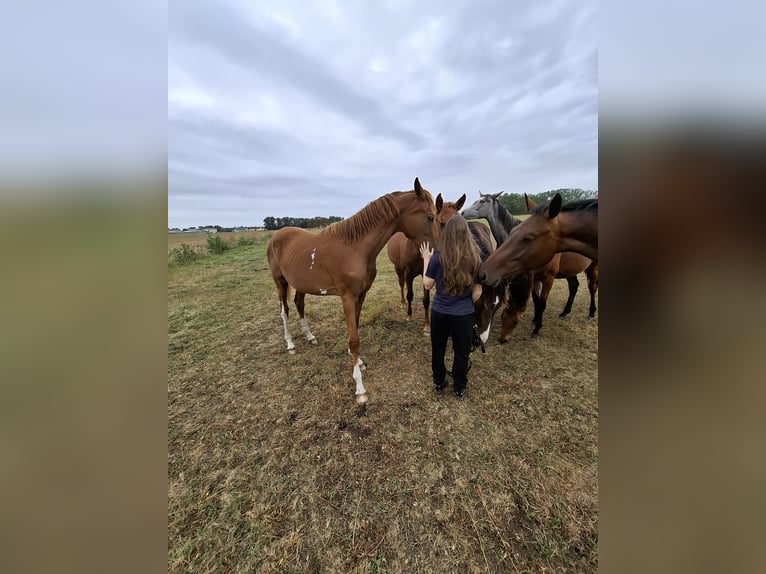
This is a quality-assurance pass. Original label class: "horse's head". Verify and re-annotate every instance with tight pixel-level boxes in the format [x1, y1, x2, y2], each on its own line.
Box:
[433, 192, 466, 243]
[462, 191, 502, 221]
[478, 193, 563, 286]
[394, 177, 438, 246]
[473, 282, 505, 346]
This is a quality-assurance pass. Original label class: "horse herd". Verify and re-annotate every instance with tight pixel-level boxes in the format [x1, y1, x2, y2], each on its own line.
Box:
[266, 178, 598, 405]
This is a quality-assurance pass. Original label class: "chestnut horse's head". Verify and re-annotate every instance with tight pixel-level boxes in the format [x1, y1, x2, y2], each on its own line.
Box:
[433, 192, 466, 244]
[394, 177, 438, 246]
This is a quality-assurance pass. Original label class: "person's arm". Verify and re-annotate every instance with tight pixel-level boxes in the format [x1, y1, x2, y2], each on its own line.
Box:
[419, 242, 435, 290]
[471, 282, 482, 302]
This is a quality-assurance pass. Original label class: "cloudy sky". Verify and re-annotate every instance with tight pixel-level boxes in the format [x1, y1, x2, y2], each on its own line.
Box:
[168, 0, 597, 228]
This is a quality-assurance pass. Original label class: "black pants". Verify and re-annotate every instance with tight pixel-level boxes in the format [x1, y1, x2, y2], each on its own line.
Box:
[430, 310, 474, 393]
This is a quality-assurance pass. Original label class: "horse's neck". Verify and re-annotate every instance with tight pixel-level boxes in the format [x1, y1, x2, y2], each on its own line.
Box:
[489, 203, 520, 245]
[486, 211, 509, 245]
[358, 220, 401, 260]
[556, 212, 598, 260]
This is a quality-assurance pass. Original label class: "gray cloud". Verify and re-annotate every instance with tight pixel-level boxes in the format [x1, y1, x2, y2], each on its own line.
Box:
[168, 0, 597, 227]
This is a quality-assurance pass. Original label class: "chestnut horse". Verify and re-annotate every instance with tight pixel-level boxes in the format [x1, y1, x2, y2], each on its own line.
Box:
[386, 232, 432, 333]
[461, 191, 533, 343]
[478, 193, 598, 287]
[523, 194, 598, 338]
[266, 178, 436, 404]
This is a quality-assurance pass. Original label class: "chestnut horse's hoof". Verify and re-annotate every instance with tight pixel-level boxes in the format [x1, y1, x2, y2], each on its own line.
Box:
[288, 349, 296, 354]
[356, 393, 368, 404]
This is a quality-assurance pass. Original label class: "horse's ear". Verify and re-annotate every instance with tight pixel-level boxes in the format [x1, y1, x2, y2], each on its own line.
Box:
[414, 177, 423, 196]
[524, 193, 538, 212]
[478, 190, 484, 197]
[491, 192, 502, 200]
[435, 193, 443, 212]
[548, 193, 562, 219]
[455, 194, 466, 210]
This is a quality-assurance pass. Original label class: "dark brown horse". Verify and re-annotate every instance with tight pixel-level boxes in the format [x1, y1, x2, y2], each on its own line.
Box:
[478, 193, 598, 287]
[266, 178, 436, 404]
[523, 194, 598, 338]
[461, 191, 534, 343]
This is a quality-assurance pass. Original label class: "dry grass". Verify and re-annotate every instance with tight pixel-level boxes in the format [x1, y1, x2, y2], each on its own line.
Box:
[168, 233, 598, 573]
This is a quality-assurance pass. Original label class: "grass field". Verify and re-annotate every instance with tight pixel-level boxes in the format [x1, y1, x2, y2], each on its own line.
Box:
[168, 230, 271, 251]
[168, 232, 598, 573]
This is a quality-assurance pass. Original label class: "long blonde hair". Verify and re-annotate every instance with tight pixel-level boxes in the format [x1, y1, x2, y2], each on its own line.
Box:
[439, 215, 480, 296]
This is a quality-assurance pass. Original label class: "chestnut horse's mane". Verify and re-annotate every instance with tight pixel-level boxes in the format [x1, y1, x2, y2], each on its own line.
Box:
[327, 194, 400, 244]
[326, 189, 434, 244]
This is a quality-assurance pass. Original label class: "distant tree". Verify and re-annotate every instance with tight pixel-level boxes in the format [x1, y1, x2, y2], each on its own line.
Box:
[496, 188, 597, 215]
[261, 215, 345, 230]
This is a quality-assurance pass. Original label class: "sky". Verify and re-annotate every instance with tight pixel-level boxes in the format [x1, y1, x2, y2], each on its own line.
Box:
[168, 0, 597, 228]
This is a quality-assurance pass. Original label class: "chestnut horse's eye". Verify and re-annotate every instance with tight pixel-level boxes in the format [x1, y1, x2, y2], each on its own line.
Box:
[427, 215, 434, 222]
[522, 234, 535, 243]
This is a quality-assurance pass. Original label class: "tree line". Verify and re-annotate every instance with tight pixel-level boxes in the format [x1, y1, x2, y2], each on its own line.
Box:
[495, 188, 597, 215]
[262, 216, 344, 230]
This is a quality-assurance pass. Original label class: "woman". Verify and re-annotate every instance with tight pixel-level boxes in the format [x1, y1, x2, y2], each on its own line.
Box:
[419, 215, 482, 399]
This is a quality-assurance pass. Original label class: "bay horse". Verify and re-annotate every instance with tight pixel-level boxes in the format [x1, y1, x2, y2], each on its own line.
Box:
[523, 194, 598, 338]
[433, 194, 507, 347]
[461, 192, 533, 343]
[266, 178, 436, 404]
[478, 193, 598, 288]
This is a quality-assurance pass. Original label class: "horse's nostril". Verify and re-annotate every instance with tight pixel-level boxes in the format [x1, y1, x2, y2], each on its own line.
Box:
[478, 271, 487, 283]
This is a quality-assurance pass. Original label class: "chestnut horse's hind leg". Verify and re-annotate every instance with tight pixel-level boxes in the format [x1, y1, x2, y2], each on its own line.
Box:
[395, 268, 406, 310]
[294, 291, 317, 344]
[405, 271, 414, 321]
[342, 294, 367, 403]
[422, 286, 431, 334]
[274, 277, 296, 354]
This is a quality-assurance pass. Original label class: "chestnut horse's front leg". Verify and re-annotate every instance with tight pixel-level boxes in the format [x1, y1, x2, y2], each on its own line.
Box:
[342, 294, 367, 404]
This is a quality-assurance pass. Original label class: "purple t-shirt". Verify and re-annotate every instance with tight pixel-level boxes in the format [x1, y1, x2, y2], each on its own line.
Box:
[426, 251, 475, 316]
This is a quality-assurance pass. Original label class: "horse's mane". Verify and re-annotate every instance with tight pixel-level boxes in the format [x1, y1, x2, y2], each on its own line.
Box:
[561, 198, 598, 212]
[494, 199, 523, 231]
[530, 197, 599, 216]
[327, 194, 400, 244]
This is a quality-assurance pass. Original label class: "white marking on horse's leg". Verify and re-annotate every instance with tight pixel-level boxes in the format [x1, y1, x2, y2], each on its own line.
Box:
[300, 317, 317, 344]
[353, 364, 367, 403]
[319, 289, 327, 295]
[280, 304, 295, 353]
[480, 322, 491, 344]
[348, 349, 366, 371]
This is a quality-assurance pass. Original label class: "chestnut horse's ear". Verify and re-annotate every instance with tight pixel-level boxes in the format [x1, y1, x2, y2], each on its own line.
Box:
[414, 177, 423, 196]
[455, 193, 466, 210]
[435, 193, 443, 212]
[548, 193, 562, 219]
[524, 193, 538, 212]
